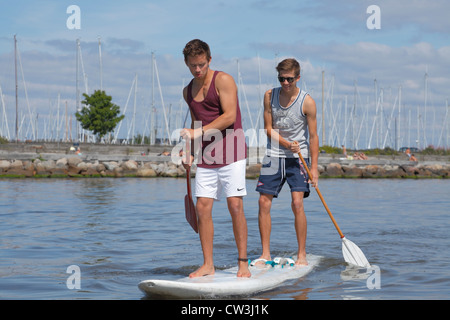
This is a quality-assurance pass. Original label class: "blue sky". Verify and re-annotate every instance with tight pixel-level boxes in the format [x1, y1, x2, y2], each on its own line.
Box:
[0, 0, 449, 149]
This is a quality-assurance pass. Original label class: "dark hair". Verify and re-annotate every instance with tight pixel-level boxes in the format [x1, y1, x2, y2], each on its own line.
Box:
[276, 58, 300, 77]
[183, 39, 211, 61]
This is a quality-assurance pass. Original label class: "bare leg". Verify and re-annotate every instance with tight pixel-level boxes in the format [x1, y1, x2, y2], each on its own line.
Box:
[257, 193, 273, 263]
[189, 197, 215, 278]
[227, 196, 251, 277]
[291, 191, 308, 266]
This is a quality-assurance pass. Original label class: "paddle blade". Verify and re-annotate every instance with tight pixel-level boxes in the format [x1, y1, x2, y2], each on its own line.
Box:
[341, 237, 370, 268]
[184, 194, 198, 233]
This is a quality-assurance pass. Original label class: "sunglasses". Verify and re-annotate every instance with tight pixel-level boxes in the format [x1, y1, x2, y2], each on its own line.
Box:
[278, 76, 297, 83]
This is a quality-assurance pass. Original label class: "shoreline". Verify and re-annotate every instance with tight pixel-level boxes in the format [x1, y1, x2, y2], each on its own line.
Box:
[1, 142, 449, 179]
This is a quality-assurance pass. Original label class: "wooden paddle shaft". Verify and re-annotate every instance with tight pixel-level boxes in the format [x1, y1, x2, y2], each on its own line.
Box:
[298, 152, 345, 239]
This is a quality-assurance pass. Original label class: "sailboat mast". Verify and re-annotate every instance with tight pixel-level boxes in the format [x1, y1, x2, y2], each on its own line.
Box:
[76, 39, 80, 141]
[322, 70, 325, 146]
[14, 35, 19, 142]
[98, 37, 103, 91]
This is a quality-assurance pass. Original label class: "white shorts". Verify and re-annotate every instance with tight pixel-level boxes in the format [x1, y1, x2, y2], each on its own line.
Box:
[194, 159, 247, 200]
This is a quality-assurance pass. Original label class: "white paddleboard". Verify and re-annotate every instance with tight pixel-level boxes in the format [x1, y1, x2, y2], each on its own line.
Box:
[138, 254, 321, 299]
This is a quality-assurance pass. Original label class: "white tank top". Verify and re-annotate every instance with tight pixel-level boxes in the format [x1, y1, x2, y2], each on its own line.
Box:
[266, 87, 310, 159]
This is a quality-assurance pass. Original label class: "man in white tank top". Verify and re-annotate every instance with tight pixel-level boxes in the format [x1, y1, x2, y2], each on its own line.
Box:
[254, 58, 319, 266]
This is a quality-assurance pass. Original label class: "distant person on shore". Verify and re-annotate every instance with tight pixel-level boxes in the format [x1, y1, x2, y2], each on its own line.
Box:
[353, 152, 368, 160]
[158, 150, 170, 156]
[405, 148, 411, 158]
[405, 148, 418, 161]
[342, 145, 347, 157]
[254, 58, 319, 266]
[179, 39, 250, 278]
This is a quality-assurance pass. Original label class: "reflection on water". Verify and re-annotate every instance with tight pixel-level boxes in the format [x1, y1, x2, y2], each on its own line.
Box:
[0, 178, 449, 300]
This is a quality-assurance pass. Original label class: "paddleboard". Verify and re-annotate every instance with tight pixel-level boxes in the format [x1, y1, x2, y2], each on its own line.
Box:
[138, 254, 321, 299]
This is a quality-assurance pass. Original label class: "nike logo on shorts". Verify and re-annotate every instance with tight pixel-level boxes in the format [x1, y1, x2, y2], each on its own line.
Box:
[237, 187, 245, 191]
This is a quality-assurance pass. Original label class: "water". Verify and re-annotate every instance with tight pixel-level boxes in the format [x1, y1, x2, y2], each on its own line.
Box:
[0, 178, 449, 300]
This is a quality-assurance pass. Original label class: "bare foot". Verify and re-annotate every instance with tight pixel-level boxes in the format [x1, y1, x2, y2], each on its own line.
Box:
[295, 255, 308, 266]
[189, 264, 215, 278]
[237, 261, 251, 278]
[252, 255, 271, 266]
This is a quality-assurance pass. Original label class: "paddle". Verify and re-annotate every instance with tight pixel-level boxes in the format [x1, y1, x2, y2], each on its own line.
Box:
[184, 141, 198, 233]
[298, 152, 370, 268]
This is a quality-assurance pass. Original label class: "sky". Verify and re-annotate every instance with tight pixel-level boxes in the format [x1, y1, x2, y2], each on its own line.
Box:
[0, 0, 449, 149]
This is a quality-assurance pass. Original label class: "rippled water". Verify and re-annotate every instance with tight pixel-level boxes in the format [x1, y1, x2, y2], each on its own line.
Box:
[0, 177, 449, 300]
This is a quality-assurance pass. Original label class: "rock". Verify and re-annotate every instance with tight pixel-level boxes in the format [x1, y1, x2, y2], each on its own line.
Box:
[41, 160, 56, 171]
[23, 161, 33, 169]
[416, 165, 433, 177]
[103, 161, 118, 171]
[246, 164, 262, 178]
[10, 160, 23, 168]
[0, 160, 10, 172]
[35, 160, 55, 175]
[67, 157, 83, 167]
[3, 159, 34, 177]
[402, 165, 420, 177]
[153, 163, 166, 175]
[96, 163, 106, 172]
[136, 168, 157, 177]
[113, 166, 123, 177]
[383, 165, 406, 178]
[362, 165, 380, 177]
[162, 164, 179, 177]
[82, 163, 100, 176]
[177, 167, 186, 176]
[77, 162, 88, 171]
[324, 163, 343, 177]
[121, 160, 138, 171]
[56, 158, 68, 168]
[342, 164, 363, 178]
[317, 164, 325, 175]
[421, 164, 450, 178]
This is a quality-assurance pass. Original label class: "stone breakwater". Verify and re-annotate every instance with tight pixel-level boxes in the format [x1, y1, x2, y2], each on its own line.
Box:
[317, 162, 449, 178]
[0, 156, 449, 179]
[0, 157, 184, 178]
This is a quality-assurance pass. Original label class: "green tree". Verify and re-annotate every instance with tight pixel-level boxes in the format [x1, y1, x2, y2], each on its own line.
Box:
[75, 90, 125, 141]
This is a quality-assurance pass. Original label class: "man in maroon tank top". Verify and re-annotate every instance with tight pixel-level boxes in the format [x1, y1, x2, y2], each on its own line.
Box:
[180, 39, 251, 278]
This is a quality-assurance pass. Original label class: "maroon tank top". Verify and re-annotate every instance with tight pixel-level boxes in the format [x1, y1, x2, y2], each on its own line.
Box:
[187, 71, 247, 168]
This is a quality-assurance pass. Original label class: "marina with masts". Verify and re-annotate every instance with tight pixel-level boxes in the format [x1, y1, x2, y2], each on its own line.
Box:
[1, 36, 449, 154]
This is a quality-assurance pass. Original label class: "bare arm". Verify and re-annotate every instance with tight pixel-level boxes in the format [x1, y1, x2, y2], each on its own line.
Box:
[303, 95, 319, 186]
[180, 72, 237, 139]
[203, 72, 237, 133]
